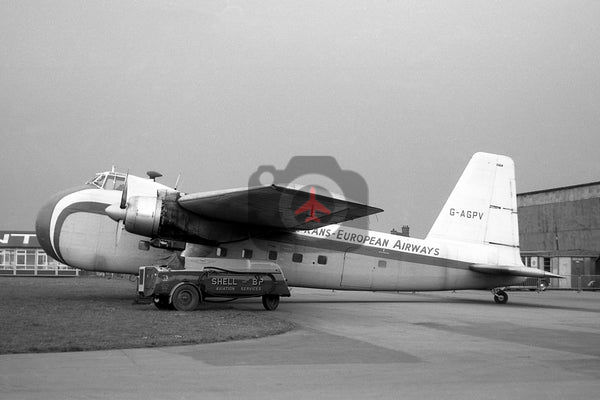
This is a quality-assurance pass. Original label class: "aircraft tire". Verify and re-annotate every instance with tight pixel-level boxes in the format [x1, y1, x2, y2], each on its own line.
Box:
[262, 294, 280, 311]
[493, 290, 508, 304]
[172, 284, 200, 311]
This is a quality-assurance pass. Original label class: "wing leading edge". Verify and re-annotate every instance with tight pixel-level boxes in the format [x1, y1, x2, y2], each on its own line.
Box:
[178, 185, 383, 231]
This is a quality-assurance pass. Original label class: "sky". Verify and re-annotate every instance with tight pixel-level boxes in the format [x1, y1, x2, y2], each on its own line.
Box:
[1, 0, 600, 238]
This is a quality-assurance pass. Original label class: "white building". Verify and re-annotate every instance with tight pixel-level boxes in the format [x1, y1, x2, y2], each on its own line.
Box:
[0, 231, 80, 276]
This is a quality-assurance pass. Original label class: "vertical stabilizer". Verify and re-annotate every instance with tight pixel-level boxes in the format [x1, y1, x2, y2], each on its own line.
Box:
[426, 153, 519, 250]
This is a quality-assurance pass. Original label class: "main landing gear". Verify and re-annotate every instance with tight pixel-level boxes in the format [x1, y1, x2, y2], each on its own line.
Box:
[492, 288, 508, 304]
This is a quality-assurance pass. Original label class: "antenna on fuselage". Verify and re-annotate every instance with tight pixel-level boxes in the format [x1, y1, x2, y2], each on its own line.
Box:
[174, 173, 182, 190]
[146, 171, 162, 181]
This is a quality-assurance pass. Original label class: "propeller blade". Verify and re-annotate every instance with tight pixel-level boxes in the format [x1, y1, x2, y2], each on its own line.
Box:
[120, 171, 129, 209]
[115, 220, 123, 245]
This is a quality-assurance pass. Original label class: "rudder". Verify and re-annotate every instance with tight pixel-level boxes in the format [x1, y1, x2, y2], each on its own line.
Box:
[426, 152, 519, 249]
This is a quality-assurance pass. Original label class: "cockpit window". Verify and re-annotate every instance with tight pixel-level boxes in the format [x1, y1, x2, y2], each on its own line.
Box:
[87, 174, 107, 189]
[106, 174, 126, 190]
[86, 172, 126, 190]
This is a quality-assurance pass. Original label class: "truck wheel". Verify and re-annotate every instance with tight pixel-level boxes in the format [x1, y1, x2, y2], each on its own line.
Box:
[172, 284, 200, 311]
[262, 294, 280, 311]
[493, 290, 508, 304]
[153, 295, 173, 310]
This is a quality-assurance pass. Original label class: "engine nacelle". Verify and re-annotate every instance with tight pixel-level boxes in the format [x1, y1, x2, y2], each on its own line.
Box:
[120, 190, 252, 244]
[123, 196, 161, 238]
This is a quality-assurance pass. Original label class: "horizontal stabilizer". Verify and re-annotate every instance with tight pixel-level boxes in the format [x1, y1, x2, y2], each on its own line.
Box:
[470, 264, 563, 279]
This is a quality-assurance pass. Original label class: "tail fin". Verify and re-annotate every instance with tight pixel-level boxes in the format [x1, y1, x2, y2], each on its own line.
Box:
[426, 153, 519, 250]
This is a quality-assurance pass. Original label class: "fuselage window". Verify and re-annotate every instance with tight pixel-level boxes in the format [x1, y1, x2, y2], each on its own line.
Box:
[216, 247, 228, 257]
[378, 260, 387, 268]
[292, 253, 303, 263]
[242, 249, 253, 259]
[268, 250, 278, 260]
[317, 255, 327, 265]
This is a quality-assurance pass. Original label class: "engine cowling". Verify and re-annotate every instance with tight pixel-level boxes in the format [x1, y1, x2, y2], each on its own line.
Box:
[123, 195, 161, 238]
[106, 190, 252, 244]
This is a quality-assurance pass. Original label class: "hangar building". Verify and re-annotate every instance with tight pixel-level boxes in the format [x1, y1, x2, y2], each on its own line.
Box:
[518, 182, 600, 289]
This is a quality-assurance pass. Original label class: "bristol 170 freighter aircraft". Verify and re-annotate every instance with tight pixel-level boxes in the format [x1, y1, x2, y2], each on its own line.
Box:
[36, 152, 560, 306]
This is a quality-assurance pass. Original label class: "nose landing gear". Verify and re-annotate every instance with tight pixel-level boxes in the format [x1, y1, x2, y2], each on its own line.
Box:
[492, 288, 508, 304]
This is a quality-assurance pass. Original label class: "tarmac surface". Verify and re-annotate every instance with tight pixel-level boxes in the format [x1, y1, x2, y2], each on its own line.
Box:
[1, 288, 599, 399]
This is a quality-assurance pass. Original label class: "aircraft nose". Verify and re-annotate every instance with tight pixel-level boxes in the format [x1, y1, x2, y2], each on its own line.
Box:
[35, 186, 89, 264]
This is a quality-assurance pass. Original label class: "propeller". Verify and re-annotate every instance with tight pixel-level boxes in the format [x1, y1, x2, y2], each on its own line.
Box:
[120, 171, 129, 209]
[105, 171, 129, 245]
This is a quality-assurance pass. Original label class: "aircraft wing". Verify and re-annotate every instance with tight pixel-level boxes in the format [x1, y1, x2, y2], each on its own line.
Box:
[293, 202, 313, 215]
[178, 185, 382, 230]
[470, 264, 563, 279]
[311, 200, 331, 215]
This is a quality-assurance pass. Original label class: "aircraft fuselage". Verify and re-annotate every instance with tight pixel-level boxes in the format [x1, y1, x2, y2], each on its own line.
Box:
[205, 226, 525, 291]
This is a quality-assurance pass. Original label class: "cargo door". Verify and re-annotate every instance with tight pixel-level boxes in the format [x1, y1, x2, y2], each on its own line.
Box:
[340, 249, 373, 289]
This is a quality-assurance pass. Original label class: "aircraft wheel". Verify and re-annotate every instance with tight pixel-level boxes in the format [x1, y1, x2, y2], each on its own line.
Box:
[262, 294, 280, 311]
[172, 284, 200, 311]
[153, 295, 173, 310]
[494, 290, 508, 304]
